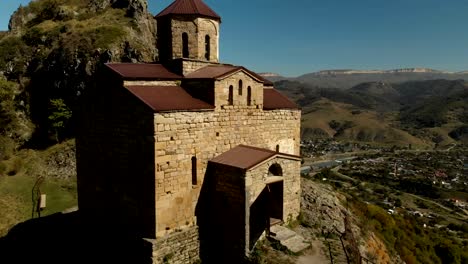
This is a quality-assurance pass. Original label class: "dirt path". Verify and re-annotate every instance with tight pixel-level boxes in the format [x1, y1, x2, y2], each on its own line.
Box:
[296, 240, 328, 264]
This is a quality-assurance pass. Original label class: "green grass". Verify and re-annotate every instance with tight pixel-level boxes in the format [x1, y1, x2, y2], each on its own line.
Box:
[0, 143, 77, 237]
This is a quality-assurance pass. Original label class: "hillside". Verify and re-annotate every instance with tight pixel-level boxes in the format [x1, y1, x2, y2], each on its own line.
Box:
[277, 79, 468, 147]
[300, 99, 428, 147]
[0, 0, 156, 147]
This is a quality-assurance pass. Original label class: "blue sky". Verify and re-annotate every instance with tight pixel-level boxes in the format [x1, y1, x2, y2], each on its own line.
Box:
[1, 0, 468, 76]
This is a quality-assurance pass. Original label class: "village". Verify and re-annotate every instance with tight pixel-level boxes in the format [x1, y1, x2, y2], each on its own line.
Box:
[300, 138, 412, 158]
[301, 144, 468, 235]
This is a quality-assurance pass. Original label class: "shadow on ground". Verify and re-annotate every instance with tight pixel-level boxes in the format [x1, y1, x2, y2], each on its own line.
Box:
[0, 211, 150, 264]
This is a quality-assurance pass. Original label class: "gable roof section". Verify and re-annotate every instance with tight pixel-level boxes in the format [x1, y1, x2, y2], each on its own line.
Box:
[155, 0, 221, 21]
[210, 145, 301, 171]
[185, 65, 267, 83]
[125, 85, 214, 112]
[106, 63, 182, 80]
[263, 88, 299, 110]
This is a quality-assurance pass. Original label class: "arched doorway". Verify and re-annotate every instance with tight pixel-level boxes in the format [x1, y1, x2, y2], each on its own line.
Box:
[249, 163, 284, 249]
[267, 163, 283, 225]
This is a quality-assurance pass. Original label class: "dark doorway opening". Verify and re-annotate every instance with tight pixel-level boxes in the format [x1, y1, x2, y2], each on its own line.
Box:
[267, 181, 283, 226]
[249, 181, 283, 249]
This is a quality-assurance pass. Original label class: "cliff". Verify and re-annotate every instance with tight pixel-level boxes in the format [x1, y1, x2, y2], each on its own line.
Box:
[1, 0, 157, 145]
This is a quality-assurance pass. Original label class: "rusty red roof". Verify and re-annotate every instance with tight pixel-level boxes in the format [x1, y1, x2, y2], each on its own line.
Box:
[185, 65, 239, 79]
[106, 63, 182, 80]
[210, 145, 301, 170]
[263, 88, 299, 110]
[155, 0, 221, 21]
[125, 85, 214, 112]
[185, 65, 267, 83]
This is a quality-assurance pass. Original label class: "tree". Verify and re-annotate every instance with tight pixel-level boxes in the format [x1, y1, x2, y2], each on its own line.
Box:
[48, 98, 72, 142]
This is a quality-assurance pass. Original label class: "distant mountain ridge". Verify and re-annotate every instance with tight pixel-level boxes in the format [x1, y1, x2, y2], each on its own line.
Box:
[311, 68, 453, 75]
[259, 68, 468, 89]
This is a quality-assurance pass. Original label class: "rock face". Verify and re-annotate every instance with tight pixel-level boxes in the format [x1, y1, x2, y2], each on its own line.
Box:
[45, 141, 76, 179]
[88, 0, 148, 18]
[301, 179, 347, 234]
[1, 0, 158, 144]
[300, 178, 402, 264]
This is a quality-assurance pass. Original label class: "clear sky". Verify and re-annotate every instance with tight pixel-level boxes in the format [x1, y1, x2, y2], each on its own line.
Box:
[1, 0, 468, 76]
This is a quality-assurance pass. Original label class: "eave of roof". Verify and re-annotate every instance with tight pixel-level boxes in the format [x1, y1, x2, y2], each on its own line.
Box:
[263, 88, 299, 110]
[106, 63, 182, 80]
[155, 0, 221, 21]
[210, 145, 301, 171]
[125, 85, 214, 112]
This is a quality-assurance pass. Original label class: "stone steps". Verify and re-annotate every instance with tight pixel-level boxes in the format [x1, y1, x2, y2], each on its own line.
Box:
[269, 225, 309, 254]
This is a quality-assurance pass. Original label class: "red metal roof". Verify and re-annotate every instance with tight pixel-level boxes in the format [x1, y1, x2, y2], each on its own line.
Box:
[185, 65, 239, 79]
[263, 88, 299, 110]
[210, 145, 301, 170]
[155, 0, 221, 21]
[185, 65, 267, 83]
[125, 85, 214, 112]
[106, 63, 182, 80]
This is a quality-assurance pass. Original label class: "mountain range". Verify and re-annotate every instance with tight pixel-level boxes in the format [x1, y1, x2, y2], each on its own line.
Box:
[260, 68, 468, 89]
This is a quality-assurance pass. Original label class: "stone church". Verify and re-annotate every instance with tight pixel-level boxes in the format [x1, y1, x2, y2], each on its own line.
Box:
[76, 0, 301, 262]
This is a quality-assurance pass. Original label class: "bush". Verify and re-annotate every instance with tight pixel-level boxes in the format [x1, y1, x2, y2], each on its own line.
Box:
[0, 36, 31, 77]
[26, 0, 61, 27]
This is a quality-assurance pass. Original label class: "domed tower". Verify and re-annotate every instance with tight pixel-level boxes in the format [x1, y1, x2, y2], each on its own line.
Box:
[155, 0, 221, 63]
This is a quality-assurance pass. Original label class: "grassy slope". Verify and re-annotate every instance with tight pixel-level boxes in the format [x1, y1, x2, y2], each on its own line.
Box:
[0, 141, 77, 236]
[301, 99, 429, 147]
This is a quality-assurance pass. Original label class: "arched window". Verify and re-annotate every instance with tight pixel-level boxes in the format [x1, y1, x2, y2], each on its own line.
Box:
[247, 86, 252, 106]
[192, 156, 197, 185]
[204, 35, 210, 60]
[268, 163, 283, 176]
[182, 33, 189, 58]
[276, 145, 280, 152]
[238, 80, 243, 95]
[228, 85, 234, 105]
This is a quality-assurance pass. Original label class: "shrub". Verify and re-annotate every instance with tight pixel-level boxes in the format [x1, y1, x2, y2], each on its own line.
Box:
[48, 98, 72, 142]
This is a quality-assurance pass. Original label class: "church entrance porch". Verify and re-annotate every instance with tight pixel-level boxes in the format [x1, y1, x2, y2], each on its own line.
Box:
[204, 145, 301, 260]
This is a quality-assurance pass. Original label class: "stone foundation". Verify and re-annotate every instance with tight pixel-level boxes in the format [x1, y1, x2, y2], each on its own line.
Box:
[145, 226, 200, 264]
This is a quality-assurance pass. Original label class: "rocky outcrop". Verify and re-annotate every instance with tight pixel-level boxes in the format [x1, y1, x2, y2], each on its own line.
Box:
[45, 141, 76, 179]
[301, 179, 347, 234]
[1, 0, 157, 144]
[88, 0, 149, 18]
[300, 178, 402, 264]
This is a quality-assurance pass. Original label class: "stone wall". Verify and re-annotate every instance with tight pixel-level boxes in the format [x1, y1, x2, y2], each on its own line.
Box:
[246, 158, 301, 222]
[170, 17, 219, 62]
[77, 77, 156, 238]
[206, 164, 247, 261]
[182, 60, 217, 75]
[196, 18, 219, 62]
[153, 107, 301, 237]
[215, 71, 264, 109]
[145, 226, 200, 264]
